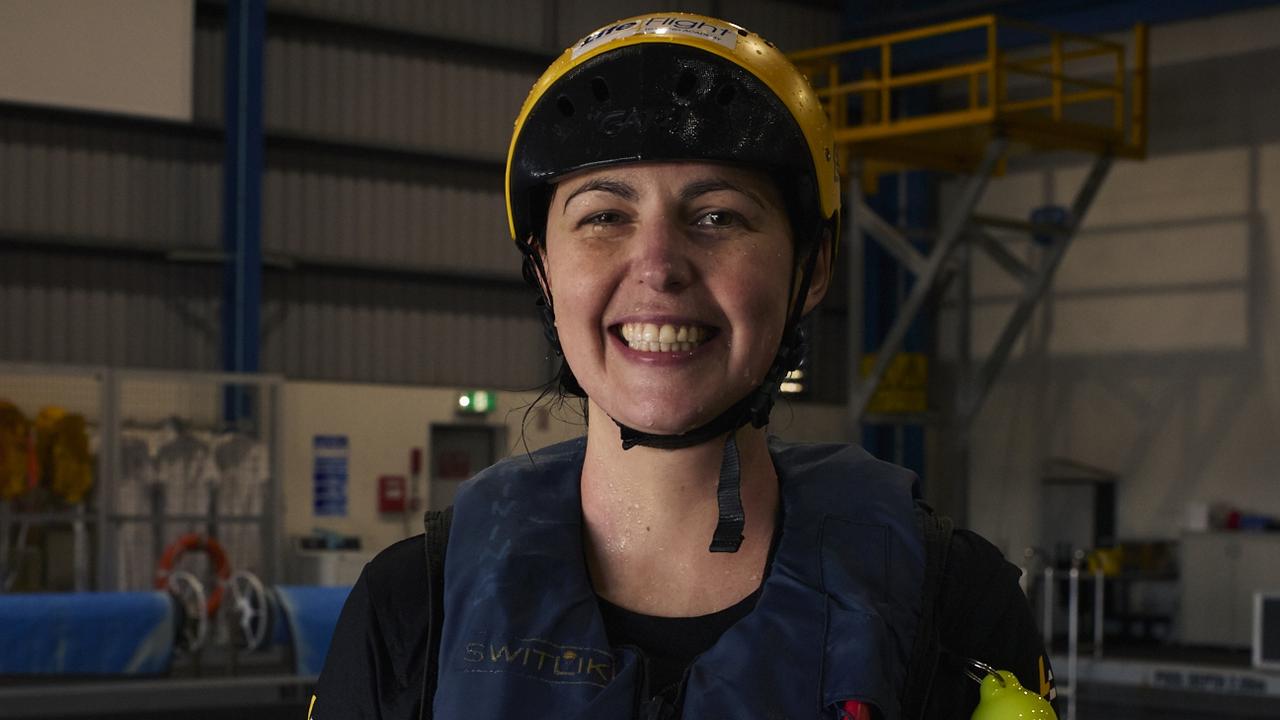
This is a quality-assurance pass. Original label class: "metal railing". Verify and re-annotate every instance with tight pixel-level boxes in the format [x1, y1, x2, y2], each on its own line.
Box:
[790, 14, 1148, 166]
[1041, 563, 1108, 720]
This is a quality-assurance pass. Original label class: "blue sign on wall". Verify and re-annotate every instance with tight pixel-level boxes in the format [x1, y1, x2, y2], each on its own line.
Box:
[313, 435, 349, 516]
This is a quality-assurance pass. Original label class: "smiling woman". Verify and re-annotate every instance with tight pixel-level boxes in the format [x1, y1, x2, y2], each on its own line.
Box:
[312, 11, 1053, 720]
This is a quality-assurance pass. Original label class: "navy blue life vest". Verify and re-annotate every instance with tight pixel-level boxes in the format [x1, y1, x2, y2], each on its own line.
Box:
[433, 436, 926, 720]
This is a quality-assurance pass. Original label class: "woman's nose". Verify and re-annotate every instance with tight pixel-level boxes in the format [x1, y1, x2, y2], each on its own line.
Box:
[633, 218, 694, 292]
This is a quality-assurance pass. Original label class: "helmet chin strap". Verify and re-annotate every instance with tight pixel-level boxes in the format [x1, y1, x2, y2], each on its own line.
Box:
[610, 243, 820, 553]
[612, 382, 771, 553]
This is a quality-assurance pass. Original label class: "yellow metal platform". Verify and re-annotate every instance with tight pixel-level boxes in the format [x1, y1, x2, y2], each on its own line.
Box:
[791, 15, 1148, 179]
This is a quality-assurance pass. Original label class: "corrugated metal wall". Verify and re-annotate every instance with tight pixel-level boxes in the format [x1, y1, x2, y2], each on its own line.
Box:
[0, 114, 221, 250]
[272, 0, 552, 50]
[195, 25, 542, 162]
[0, 0, 842, 394]
[262, 155, 509, 275]
[0, 250, 221, 369]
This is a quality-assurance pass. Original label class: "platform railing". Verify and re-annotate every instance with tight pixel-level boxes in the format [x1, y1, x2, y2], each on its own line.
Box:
[791, 15, 998, 141]
[790, 14, 1148, 169]
[1042, 564, 1108, 720]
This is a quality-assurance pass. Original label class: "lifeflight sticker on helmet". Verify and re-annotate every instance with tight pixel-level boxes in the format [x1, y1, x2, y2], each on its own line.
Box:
[571, 15, 739, 60]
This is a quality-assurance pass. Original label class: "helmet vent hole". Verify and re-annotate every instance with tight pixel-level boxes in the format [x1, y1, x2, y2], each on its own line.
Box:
[675, 70, 698, 98]
[557, 95, 575, 116]
[590, 77, 610, 102]
[716, 83, 736, 106]
[737, 28, 748, 36]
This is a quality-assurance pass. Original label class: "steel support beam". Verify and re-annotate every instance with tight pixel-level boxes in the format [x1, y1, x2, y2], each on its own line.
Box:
[222, 0, 265, 380]
[959, 155, 1113, 423]
[942, 240, 976, 525]
[971, 213, 1072, 237]
[222, 0, 266, 424]
[969, 227, 1036, 286]
[854, 197, 927, 276]
[849, 138, 1008, 422]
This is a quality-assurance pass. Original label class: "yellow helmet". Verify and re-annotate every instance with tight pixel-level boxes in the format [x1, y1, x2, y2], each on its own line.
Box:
[505, 11, 840, 255]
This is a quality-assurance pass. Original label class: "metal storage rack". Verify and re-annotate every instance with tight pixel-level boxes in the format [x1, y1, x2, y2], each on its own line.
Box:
[0, 363, 284, 592]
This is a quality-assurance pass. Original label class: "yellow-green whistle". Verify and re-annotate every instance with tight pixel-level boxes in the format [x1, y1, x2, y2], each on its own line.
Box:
[971, 670, 1057, 720]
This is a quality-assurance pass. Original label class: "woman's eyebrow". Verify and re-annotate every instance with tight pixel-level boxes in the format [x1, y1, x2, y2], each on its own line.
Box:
[562, 178, 637, 210]
[680, 178, 768, 210]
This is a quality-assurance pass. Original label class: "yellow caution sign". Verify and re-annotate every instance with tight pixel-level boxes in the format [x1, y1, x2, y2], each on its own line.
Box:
[860, 352, 928, 415]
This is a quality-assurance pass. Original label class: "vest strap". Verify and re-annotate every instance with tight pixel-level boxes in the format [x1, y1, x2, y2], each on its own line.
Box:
[418, 506, 453, 720]
[900, 511, 954, 720]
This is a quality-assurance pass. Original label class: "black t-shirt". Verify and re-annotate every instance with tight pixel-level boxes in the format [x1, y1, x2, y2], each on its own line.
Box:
[310, 528, 1055, 719]
[311, 536, 432, 720]
[597, 586, 762, 702]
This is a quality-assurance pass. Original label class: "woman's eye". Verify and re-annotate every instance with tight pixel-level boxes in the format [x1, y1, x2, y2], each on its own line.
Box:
[582, 211, 623, 227]
[695, 210, 737, 228]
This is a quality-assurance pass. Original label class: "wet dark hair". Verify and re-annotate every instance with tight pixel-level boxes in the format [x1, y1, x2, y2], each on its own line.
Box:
[516, 359, 588, 460]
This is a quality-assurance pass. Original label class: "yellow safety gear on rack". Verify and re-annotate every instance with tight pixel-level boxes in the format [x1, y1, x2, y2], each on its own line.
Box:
[0, 401, 35, 500]
[35, 406, 94, 504]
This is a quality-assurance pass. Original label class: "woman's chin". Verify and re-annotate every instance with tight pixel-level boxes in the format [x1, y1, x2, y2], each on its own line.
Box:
[597, 399, 727, 438]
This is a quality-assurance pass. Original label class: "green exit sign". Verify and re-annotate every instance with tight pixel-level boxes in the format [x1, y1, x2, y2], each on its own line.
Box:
[457, 390, 497, 414]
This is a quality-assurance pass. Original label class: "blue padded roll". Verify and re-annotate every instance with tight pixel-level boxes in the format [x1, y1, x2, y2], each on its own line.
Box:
[272, 585, 351, 676]
[0, 592, 174, 674]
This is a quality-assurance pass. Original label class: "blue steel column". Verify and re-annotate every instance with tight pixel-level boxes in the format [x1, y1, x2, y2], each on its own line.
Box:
[221, 0, 265, 418]
[859, 170, 929, 479]
[861, 177, 893, 458]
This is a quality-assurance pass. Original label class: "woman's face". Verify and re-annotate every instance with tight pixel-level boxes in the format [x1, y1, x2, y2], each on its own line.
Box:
[542, 161, 826, 435]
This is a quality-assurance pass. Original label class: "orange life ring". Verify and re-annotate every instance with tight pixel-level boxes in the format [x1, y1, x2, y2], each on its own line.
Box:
[155, 533, 232, 616]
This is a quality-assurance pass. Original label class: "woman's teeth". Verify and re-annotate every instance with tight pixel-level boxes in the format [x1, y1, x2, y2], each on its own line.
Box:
[619, 322, 708, 353]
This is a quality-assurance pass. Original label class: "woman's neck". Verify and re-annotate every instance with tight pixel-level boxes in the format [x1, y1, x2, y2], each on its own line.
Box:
[579, 401, 779, 616]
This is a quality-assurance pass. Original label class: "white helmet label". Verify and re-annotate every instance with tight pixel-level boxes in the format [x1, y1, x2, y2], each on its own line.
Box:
[572, 15, 739, 60]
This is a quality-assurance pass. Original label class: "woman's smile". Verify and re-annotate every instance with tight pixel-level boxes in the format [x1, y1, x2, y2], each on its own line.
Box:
[607, 318, 722, 370]
[614, 321, 716, 354]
